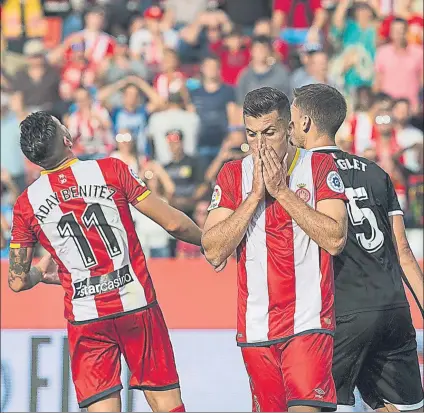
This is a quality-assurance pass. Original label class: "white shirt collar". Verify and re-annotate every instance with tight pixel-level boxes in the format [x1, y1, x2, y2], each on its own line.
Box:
[308, 146, 340, 152]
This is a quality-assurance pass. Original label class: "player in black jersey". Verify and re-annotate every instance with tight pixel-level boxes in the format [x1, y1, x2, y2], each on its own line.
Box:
[290, 84, 424, 412]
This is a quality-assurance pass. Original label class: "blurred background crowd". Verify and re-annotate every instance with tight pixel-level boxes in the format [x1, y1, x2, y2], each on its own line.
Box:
[1, 0, 423, 259]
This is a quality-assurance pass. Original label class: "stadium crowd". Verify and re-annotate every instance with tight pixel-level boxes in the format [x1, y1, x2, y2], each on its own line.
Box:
[1, 0, 423, 258]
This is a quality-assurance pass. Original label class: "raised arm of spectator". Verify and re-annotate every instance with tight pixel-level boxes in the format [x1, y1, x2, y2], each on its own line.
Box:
[127, 75, 165, 113]
[307, 7, 329, 43]
[147, 160, 176, 200]
[179, 14, 205, 45]
[332, 0, 351, 32]
[97, 77, 131, 104]
[1, 169, 20, 203]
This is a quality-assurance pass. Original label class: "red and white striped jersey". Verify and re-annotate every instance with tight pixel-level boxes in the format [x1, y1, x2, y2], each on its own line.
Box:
[11, 158, 156, 324]
[209, 149, 347, 346]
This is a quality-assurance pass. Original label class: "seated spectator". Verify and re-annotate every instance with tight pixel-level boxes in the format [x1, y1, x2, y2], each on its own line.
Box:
[330, 0, 377, 92]
[290, 45, 335, 91]
[392, 98, 423, 172]
[96, 33, 150, 92]
[272, 0, 328, 46]
[66, 87, 114, 160]
[189, 54, 239, 168]
[164, 130, 207, 215]
[51, 6, 116, 68]
[211, 28, 251, 86]
[148, 92, 200, 165]
[175, 198, 210, 258]
[11, 40, 61, 114]
[379, 0, 423, 45]
[374, 18, 423, 112]
[59, 40, 96, 103]
[154, 48, 187, 101]
[253, 18, 289, 62]
[236, 36, 291, 106]
[0, 93, 26, 192]
[178, 7, 233, 64]
[129, 6, 179, 71]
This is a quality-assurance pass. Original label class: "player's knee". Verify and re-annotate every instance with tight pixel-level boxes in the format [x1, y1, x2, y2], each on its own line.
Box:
[144, 388, 183, 412]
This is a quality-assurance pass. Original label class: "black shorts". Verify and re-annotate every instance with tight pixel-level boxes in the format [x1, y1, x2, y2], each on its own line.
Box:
[333, 306, 423, 411]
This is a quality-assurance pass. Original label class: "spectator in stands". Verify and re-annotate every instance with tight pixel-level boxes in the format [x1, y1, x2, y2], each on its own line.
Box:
[61, 0, 85, 40]
[290, 45, 334, 91]
[0, 93, 26, 192]
[189, 54, 238, 169]
[253, 18, 289, 62]
[331, 0, 377, 92]
[98, 73, 163, 124]
[272, 0, 328, 46]
[96, 33, 150, 94]
[236, 36, 290, 106]
[346, 92, 392, 155]
[59, 40, 96, 103]
[354, 85, 374, 112]
[148, 92, 200, 165]
[11, 40, 61, 114]
[54, 6, 116, 68]
[110, 130, 175, 259]
[211, 28, 251, 86]
[374, 18, 423, 111]
[129, 6, 179, 71]
[392, 98, 424, 172]
[164, 130, 207, 216]
[66, 87, 114, 160]
[175, 198, 210, 258]
[0, 168, 20, 207]
[178, 7, 233, 63]
[379, 0, 423, 45]
[220, 0, 271, 32]
[162, 0, 209, 29]
[154, 48, 187, 101]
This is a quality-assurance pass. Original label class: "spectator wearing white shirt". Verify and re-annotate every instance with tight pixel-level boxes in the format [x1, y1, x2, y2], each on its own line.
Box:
[130, 6, 179, 71]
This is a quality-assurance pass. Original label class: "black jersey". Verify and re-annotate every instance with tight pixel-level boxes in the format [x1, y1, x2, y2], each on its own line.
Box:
[313, 147, 408, 316]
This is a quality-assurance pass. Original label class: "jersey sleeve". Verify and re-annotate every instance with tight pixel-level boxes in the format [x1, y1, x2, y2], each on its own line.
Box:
[313, 153, 347, 203]
[386, 173, 403, 217]
[114, 158, 151, 205]
[10, 197, 37, 248]
[208, 162, 238, 211]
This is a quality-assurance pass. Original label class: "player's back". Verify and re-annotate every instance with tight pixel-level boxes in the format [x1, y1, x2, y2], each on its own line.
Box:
[11, 157, 156, 323]
[313, 148, 408, 316]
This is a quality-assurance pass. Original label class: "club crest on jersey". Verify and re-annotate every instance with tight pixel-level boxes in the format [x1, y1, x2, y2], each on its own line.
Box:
[129, 166, 146, 187]
[295, 183, 311, 202]
[58, 173, 67, 184]
[326, 171, 345, 193]
[208, 185, 222, 211]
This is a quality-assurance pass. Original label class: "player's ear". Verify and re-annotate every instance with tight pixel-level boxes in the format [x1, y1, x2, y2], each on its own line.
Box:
[63, 135, 73, 149]
[302, 115, 312, 133]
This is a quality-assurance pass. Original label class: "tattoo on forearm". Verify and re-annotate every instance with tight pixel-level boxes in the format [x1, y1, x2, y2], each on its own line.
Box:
[8, 248, 32, 289]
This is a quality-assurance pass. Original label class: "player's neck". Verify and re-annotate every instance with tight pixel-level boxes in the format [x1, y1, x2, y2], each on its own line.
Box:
[285, 145, 297, 168]
[44, 155, 77, 171]
[305, 136, 336, 151]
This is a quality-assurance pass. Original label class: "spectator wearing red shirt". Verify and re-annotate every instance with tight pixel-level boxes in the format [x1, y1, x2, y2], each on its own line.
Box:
[379, 0, 423, 45]
[272, 0, 328, 46]
[210, 28, 251, 86]
[59, 41, 96, 103]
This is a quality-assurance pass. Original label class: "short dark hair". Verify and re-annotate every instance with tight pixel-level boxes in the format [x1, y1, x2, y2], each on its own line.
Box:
[201, 53, 220, 65]
[393, 97, 410, 107]
[293, 84, 347, 138]
[392, 17, 408, 26]
[243, 87, 291, 124]
[251, 35, 273, 50]
[20, 111, 62, 167]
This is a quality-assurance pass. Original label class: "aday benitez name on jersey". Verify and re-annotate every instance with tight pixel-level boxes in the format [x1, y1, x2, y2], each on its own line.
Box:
[34, 184, 117, 223]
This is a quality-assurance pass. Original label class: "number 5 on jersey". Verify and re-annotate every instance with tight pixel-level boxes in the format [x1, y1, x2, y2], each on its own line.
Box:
[345, 187, 385, 253]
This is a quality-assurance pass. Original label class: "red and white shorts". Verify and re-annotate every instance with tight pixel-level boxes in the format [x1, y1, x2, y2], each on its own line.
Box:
[67, 304, 179, 408]
[241, 333, 336, 412]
